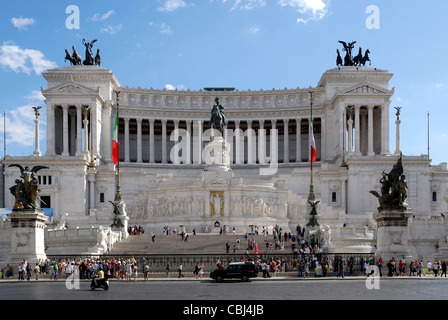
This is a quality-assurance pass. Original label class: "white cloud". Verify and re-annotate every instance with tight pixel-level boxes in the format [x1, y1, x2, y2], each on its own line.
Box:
[165, 84, 186, 90]
[279, 0, 330, 24]
[160, 23, 174, 35]
[100, 24, 123, 34]
[92, 10, 115, 21]
[249, 25, 260, 33]
[149, 22, 174, 35]
[157, 0, 192, 12]
[0, 42, 57, 75]
[11, 17, 36, 31]
[26, 90, 45, 101]
[4, 104, 43, 148]
[219, 0, 266, 10]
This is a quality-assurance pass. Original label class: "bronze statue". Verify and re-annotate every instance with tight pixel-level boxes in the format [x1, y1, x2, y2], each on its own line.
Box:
[210, 98, 227, 134]
[337, 41, 371, 67]
[94, 49, 101, 67]
[82, 39, 97, 65]
[370, 154, 408, 211]
[109, 201, 124, 228]
[306, 200, 320, 227]
[338, 41, 356, 66]
[33, 106, 42, 119]
[336, 49, 343, 67]
[9, 164, 49, 211]
[65, 40, 99, 66]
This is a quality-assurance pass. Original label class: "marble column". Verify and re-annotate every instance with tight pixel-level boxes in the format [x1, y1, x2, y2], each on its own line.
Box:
[137, 118, 143, 163]
[283, 119, 289, 164]
[186, 120, 192, 165]
[149, 119, 155, 164]
[162, 119, 167, 164]
[62, 104, 69, 157]
[33, 118, 41, 156]
[173, 120, 180, 164]
[271, 120, 277, 164]
[296, 118, 301, 163]
[235, 121, 241, 164]
[196, 120, 203, 165]
[45, 104, 56, 156]
[354, 105, 361, 156]
[83, 109, 89, 155]
[395, 116, 401, 155]
[124, 117, 130, 163]
[258, 120, 266, 164]
[75, 105, 83, 156]
[247, 120, 253, 164]
[368, 105, 375, 156]
[347, 111, 354, 153]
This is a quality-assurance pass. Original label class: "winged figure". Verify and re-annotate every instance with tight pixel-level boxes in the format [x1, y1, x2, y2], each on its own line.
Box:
[9, 164, 49, 211]
[82, 39, 98, 65]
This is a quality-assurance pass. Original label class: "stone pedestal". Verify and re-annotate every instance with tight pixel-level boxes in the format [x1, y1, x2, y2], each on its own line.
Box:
[204, 137, 231, 172]
[374, 208, 413, 262]
[7, 210, 48, 265]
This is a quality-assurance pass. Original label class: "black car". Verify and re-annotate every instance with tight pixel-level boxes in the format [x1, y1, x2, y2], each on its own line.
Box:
[210, 262, 259, 282]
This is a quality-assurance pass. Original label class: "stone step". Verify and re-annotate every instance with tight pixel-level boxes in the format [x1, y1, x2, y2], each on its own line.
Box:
[110, 234, 292, 255]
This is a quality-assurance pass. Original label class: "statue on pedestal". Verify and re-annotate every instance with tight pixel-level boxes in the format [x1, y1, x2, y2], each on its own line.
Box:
[210, 98, 227, 134]
[9, 164, 49, 211]
[370, 154, 408, 211]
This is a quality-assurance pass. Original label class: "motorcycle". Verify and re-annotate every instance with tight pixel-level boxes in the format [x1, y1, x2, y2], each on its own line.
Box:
[90, 276, 110, 291]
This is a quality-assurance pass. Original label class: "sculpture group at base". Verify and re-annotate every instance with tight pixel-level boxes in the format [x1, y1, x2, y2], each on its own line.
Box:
[9, 164, 49, 211]
[370, 154, 408, 212]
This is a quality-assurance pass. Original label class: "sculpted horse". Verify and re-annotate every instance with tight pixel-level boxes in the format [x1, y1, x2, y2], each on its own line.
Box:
[210, 98, 227, 134]
[336, 49, 343, 67]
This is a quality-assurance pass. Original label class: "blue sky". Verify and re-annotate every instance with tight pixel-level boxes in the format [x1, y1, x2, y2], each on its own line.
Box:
[1, 0, 447, 164]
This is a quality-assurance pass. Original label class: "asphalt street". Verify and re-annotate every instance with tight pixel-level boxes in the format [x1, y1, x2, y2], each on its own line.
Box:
[1, 276, 447, 301]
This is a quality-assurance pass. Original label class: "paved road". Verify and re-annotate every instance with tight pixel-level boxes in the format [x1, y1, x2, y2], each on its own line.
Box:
[1, 276, 447, 301]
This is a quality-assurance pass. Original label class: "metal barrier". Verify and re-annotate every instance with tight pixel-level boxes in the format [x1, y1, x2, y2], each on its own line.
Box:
[47, 253, 375, 274]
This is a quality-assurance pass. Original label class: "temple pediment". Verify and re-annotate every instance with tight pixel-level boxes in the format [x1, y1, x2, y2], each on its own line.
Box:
[42, 80, 101, 96]
[343, 83, 392, 95]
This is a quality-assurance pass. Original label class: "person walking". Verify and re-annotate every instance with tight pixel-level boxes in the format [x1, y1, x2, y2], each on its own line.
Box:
[165, 261, 170, 278]
[178, 263, 184, 278]
[441, 261, 447, 277]
[337, 260, 344, 279]
[143, 263, 150, 281]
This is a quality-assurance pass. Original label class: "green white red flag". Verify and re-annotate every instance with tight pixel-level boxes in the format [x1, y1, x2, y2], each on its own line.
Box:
[310, 115, 316, 163]
[112, 114, 119, 165]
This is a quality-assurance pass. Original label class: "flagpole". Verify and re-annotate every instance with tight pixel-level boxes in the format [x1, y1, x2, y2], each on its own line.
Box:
[114, 90, 123, 203]
[308, 91, 315, 201]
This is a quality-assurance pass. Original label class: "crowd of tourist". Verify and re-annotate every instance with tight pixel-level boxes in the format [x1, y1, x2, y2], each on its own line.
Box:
[379, 257, 448, 277]
[2, 223, 448, 281]
[128, 225, 145, 235]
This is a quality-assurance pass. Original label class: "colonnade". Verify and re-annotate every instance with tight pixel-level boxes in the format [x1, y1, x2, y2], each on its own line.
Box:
[117, 117, 323, 165]
[342, 104, 389, 157]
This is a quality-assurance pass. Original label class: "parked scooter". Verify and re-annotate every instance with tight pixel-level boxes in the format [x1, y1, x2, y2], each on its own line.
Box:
[90, 276, 110, 291]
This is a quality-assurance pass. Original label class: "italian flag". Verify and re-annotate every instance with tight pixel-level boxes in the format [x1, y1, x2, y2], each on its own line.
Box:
[112, 114, 119, 165]
[310, 115, 316, 163]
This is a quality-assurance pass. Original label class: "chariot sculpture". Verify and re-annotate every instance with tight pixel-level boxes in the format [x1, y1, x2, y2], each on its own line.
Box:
[337, 41, 371, 67]
[64, 39, 101, 66]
